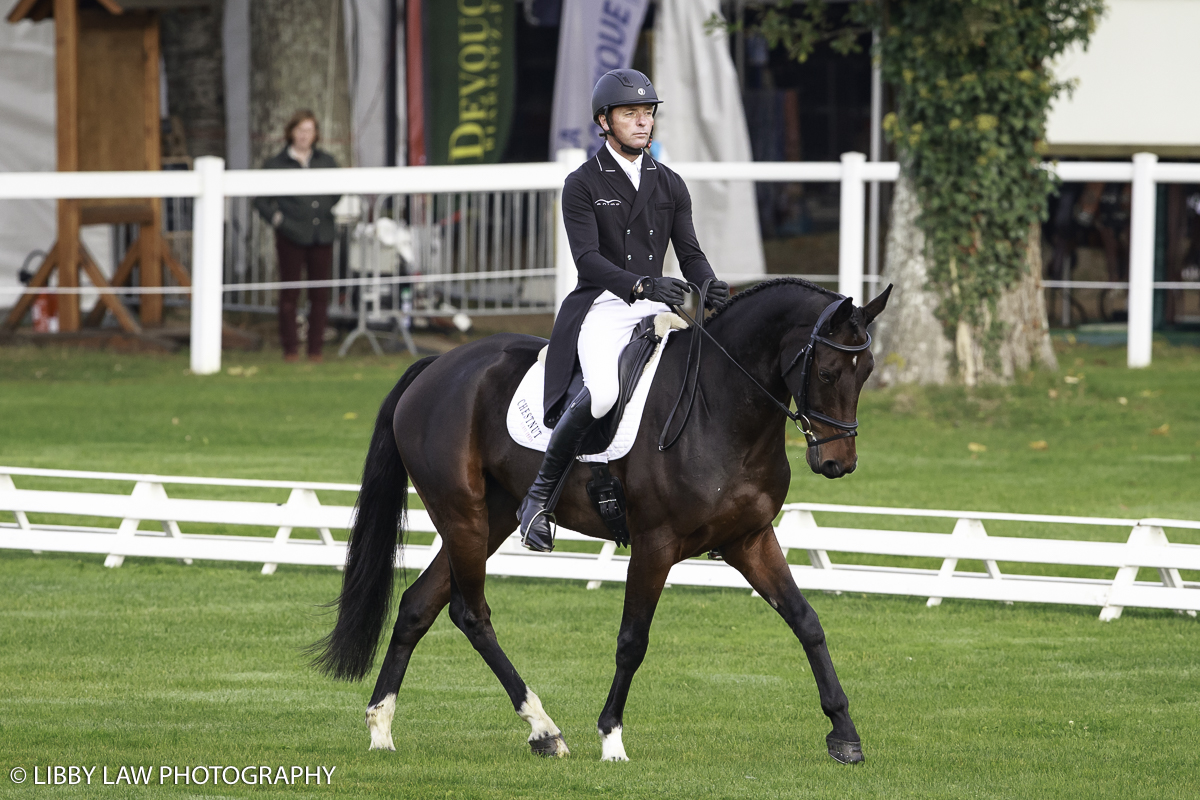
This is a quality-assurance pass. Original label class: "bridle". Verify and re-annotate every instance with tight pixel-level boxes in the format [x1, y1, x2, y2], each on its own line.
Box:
[780, 297, 872, 448]
[660, 281, 871, 451]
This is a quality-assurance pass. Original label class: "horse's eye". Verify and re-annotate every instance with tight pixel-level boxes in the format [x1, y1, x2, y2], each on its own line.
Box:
[819, 369, 835, 384]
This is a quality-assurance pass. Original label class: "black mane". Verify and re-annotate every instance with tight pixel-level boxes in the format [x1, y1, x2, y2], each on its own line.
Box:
[706, 276, 840, 323]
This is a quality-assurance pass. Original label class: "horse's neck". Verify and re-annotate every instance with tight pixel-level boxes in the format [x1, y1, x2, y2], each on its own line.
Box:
[704, 288, 821, 397]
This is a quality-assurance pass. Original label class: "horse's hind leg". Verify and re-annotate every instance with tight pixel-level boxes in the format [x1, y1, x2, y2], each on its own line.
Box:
[722, 525, 863, 764]
[364, 480, 532, 753]
[364, 547, 452, 750]
[436, 490, 568, 757]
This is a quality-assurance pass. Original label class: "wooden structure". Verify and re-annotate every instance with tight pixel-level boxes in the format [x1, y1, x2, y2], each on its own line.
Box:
[3, 0, 192, 334]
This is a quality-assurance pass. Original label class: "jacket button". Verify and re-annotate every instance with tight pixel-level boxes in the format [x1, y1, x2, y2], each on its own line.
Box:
[649, 255, 654, 260]
[313, 218, 320, 225]
[649, 229, 654, 235]
[626, 229, 630, 235]
[311, 200, 319, 208]
[626, 255, 631, 260]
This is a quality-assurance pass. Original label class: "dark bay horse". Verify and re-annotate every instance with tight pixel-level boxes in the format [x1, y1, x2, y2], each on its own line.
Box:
[313, 277, 891, 763]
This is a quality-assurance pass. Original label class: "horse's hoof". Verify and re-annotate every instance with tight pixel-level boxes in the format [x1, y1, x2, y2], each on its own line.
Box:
[599, 725, 629, 762]
[826, 737, 864, 764]
[530, 733, 570, 758]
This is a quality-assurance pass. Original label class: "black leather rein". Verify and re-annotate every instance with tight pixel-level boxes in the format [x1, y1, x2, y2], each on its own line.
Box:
[660, 282, 871, 451]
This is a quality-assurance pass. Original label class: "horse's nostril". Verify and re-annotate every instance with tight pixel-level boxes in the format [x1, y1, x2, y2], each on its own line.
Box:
[820, 460, 844, 479]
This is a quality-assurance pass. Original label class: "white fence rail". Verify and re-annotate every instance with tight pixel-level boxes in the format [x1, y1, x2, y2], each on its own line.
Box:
[1, 152, 1197, 372]
[2, 466, 1196, 621]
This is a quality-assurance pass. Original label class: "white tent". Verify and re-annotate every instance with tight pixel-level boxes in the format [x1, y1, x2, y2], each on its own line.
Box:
[0, 20, 55, 298]
[1047, 0, 1200, 153]
[0, 19, 112, 310]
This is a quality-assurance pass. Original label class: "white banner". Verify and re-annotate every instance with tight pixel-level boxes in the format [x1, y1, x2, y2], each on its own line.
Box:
[653, 0, 765, 280]
[549, 0, 650, 160]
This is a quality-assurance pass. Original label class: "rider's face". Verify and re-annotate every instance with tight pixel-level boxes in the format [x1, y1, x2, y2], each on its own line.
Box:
[602, 104, 655, 149]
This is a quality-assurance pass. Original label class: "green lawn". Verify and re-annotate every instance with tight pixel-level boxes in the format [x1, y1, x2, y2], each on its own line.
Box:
[0, 338, 1198, 798]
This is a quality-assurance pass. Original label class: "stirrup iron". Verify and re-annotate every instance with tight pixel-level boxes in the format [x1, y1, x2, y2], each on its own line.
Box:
[520, 508, 557, 553]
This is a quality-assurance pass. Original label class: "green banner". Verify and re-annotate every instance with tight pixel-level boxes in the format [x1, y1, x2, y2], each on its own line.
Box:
[426, 0, 516, 165]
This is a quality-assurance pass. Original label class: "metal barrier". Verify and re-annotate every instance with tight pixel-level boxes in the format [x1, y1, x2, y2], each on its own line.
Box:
[226, 190, 557, 321]
[3, 154, 1199, 372]
[3, 466, 1196, 621]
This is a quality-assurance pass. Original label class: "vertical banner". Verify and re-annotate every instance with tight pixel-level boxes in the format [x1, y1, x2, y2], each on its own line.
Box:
[549, 0, 650, 160]
[426, 0, 516, 165]
[653, 0, 765, 279]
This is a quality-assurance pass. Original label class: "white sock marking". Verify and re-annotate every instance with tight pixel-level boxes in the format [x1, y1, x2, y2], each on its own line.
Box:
[518, 690, 569, 755]
[365, 693, 396, 751]
[599, 725, 628, 762]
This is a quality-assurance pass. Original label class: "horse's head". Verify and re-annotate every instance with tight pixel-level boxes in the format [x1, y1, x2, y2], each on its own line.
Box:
[782, 286, 891, 479]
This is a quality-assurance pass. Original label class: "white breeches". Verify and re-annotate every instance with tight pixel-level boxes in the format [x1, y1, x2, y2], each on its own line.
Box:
[577, 292, 670, 419]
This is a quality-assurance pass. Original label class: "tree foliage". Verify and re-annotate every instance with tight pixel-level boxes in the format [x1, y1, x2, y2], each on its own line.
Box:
[717, 1, 1102, 348]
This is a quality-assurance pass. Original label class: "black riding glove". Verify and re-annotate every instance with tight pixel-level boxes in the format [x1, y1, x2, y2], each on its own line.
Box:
[632, 276, 688, 306]
[705, 280, 730, 310]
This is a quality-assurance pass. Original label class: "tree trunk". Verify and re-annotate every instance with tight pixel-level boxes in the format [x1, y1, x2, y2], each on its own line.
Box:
[160, 7, 226, 159]
[873, 172, 1058, 387]
[872, 172, 953, 386]
[956, 226, 1059, 385]
[249, 0, 353, 169]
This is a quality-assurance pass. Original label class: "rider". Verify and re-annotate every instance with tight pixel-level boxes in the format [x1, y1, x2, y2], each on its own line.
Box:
[517, 68, 730, 552]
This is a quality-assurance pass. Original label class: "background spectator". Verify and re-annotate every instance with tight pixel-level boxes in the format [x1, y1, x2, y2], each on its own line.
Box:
[253, 109, 341, 362]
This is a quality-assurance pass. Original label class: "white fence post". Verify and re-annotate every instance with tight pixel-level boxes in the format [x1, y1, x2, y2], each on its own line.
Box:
[838, 152, 866, 304]
[554, 148, 587, 316]
[1127, 152, 1158, 368]
[190, 156, 226, 375]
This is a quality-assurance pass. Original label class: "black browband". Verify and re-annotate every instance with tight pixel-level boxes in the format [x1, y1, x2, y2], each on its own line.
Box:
[662, 282, 870, 451]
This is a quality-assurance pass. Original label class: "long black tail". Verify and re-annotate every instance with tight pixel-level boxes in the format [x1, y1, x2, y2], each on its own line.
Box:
[310, 355, 439, 681]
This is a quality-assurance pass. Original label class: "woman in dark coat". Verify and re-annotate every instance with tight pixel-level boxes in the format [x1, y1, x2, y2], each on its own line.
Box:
[253, 109, 342, 361]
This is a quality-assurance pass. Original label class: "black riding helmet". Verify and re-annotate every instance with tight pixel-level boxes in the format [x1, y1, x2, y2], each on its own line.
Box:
[591, 69, 661, 155]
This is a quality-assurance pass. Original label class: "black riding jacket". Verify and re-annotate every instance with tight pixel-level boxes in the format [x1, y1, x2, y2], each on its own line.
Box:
[543, 146, 716, 423]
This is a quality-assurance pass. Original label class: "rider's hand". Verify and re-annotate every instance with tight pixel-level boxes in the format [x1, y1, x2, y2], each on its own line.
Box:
[705, 280, 730, 310]
[634, 276, 688, 306]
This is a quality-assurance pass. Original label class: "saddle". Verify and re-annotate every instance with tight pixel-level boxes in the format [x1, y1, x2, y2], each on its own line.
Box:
[547, 313, 670, 456]
[542, 312, 684, 547]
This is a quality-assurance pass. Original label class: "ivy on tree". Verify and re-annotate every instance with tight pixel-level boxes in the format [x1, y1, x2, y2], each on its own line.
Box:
[716, 0, 1102, 355]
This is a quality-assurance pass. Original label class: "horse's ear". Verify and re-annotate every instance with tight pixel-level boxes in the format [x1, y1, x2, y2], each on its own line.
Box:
[861, 284, 892, 326]
[827, 296, 855, 332]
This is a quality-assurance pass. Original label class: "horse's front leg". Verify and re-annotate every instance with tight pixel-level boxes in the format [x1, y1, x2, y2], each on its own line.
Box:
[596, 546, 675, 762]
[722, 525, 863, 764]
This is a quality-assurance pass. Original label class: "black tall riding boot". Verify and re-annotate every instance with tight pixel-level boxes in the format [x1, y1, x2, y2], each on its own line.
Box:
[517, 388, 595, 552]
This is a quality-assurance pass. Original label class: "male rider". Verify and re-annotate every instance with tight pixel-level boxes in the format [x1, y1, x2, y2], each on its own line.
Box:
[517, 68, 730, 552]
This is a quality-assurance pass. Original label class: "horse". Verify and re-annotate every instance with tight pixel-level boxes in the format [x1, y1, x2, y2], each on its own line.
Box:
[312, 277, 891, 763]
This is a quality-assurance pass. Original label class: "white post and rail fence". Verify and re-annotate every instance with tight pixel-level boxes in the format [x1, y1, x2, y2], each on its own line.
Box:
[1, 466, 1196, 622]
[2, 153, 1199, 372]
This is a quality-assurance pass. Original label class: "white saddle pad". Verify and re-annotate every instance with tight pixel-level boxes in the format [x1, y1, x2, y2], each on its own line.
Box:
[506, 313, 688, 464]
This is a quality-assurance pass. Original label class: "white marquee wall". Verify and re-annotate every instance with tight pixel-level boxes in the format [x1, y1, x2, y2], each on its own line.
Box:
[1047, 0, 1200, 150]
[0, 20, 112, 307]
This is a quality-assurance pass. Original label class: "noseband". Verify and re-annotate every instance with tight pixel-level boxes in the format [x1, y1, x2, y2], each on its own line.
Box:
[781, 298, 872, 448]
[660, 282, 870, 451]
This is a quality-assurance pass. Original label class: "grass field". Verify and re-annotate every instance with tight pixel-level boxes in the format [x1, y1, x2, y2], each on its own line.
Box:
[1, 338, 1198, 798]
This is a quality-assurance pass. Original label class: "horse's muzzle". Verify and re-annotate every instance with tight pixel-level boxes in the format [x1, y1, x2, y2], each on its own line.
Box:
[809, 455, 856, 479]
